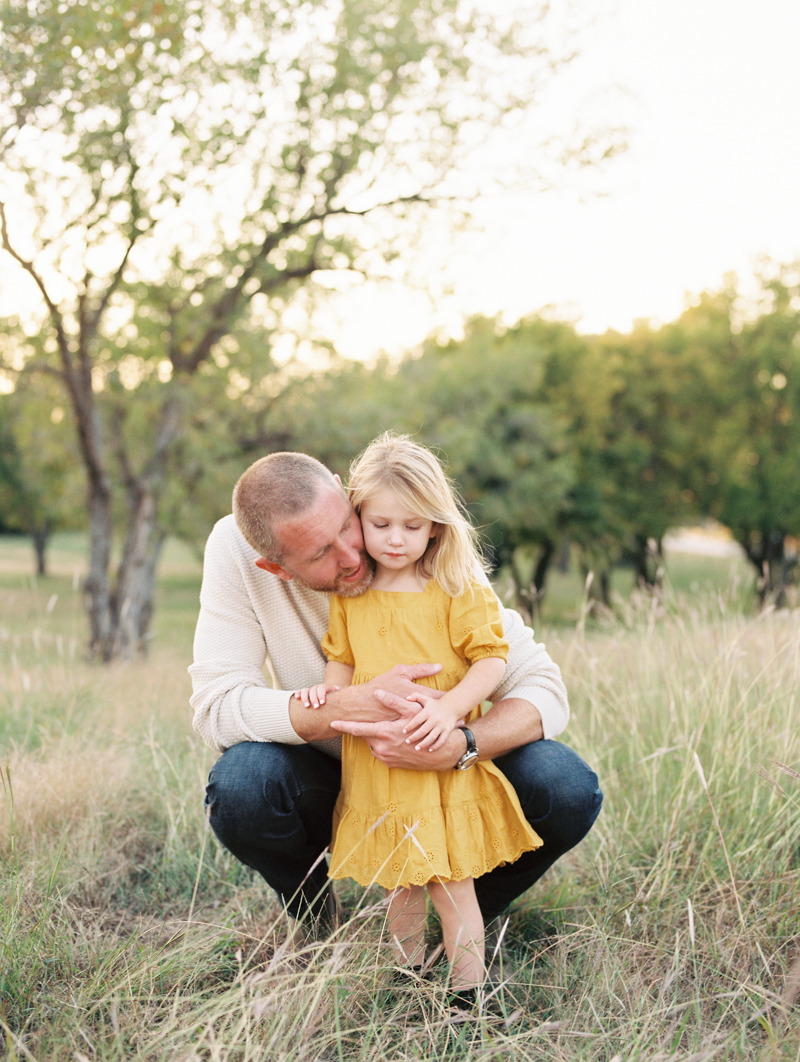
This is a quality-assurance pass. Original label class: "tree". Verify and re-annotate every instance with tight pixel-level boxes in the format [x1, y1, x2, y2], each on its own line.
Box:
[696, 266, 800, 602]
[0, 0, 608, 658]
[0, 379, 84, 574]
[396, 317, 576, 617]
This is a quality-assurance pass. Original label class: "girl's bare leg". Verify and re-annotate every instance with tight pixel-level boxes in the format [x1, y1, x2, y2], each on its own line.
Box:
[386, 885, 426, 967]
[427, 877, 485, 989]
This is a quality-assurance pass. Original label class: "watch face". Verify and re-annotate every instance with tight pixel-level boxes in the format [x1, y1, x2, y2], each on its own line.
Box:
[456, 749, 480, 771]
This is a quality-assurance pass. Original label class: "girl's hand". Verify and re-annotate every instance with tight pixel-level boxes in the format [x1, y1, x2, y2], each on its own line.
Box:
[401, 692, 463, 752]
[294, 684, 340, 709]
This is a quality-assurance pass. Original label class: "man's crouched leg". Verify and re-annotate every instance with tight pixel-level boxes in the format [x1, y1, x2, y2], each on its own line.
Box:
[205, 742, 342, 929]
[475, 739, 603, 925]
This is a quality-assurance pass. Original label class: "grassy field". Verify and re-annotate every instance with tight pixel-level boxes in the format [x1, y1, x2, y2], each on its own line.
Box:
[1, 535, 799, 1060]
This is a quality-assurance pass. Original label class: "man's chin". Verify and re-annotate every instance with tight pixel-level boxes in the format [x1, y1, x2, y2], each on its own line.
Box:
[334, 561, 374, 598]
[291, 558, 374, 597]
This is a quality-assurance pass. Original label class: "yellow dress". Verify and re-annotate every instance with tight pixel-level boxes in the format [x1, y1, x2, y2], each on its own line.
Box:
[321, 579, 543, 890]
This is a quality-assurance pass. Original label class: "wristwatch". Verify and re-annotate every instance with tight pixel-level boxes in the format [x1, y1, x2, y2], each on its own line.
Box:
[454, 726, 479, 771]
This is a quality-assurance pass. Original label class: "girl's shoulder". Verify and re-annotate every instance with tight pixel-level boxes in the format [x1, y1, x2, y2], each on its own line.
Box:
[428, 578, 497, 614]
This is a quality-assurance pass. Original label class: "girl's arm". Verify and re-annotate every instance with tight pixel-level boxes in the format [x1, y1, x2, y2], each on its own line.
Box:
[402, 656, 506, 752]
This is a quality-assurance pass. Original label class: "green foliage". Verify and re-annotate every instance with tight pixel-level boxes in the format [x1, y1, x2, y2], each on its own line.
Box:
[400, 317, 575, 567]
[702, 267, 800, 595]
[1, 0, 587, 655]
[0, 379, 84, 570]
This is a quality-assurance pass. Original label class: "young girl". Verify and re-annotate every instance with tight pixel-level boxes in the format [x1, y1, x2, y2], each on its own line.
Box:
[298, 433, 542, 1003]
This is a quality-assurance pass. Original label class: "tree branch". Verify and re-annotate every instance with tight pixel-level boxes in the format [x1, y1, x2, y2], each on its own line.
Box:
[0, 199, 73, 374]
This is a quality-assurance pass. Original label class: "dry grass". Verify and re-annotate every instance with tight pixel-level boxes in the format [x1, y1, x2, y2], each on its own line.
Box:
[1, 548, 799, 1060]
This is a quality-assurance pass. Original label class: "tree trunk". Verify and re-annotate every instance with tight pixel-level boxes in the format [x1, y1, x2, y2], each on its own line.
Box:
[532, 539, 555, 600]
[509, 540, 555, 623]
[747, 531, 789, 607]
[31, 522, 51, 576]
[581, 563, 612, 609]
[84, 475, 115, 659]
[632, 533, 664, 589]
[108, 485, 166, 659]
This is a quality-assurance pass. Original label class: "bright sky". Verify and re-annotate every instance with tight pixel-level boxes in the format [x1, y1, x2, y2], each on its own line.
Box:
[328, 0, 800, 358]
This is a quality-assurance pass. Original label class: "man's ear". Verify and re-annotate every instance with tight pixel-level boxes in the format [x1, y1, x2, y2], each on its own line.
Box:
[255, 557, 293, 581]
[333, 473, 343, 487]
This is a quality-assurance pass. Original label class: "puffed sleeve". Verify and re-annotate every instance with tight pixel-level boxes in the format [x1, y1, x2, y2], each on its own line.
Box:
[448, 582, 509, 665]
[321, 594, 356, 667]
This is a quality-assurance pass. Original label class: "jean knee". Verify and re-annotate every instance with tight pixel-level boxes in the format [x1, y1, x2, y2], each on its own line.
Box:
[206, 741, 341, 840]
[496, 740, 603, 837]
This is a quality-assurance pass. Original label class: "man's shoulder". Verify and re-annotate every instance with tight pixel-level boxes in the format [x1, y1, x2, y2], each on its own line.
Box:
[209, 512, 246, 542]
[206, 514, 257, 559]
[205, 515, 332, 617]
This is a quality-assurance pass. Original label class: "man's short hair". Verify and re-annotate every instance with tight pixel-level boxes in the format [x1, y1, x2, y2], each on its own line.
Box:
[232, 452, 339, 563]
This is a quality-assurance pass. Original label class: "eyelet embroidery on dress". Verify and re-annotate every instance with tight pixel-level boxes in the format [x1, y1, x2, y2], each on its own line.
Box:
[435, 620, 445, 632]
[377, 625, 387, 637]
[391, 861, 402, 873]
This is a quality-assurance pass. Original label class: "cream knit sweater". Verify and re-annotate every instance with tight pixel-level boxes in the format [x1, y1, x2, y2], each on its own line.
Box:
[189, 515, 570, 756]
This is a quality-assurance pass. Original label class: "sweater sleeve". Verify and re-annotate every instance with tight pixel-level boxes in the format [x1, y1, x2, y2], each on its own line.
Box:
[188, 521, 304, 753]
[492, 604, 570, 739]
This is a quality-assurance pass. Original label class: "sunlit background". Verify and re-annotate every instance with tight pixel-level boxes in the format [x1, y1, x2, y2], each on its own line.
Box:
[313, 0, 800, 358]
[2, 0, 798, 359]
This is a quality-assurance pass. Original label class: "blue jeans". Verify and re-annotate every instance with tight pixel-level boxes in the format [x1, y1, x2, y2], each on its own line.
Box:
[205, 739, 602, 923]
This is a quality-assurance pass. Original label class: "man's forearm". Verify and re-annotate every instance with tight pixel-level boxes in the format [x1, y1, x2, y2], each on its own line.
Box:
[331, 694, 545, 772]
[289, 681, 392, 742]
[423, 697, 544, 769]
[469, 697, 544, 760]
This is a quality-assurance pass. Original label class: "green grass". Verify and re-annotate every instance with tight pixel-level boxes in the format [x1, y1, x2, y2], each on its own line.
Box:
[1, 534, 799, 1060]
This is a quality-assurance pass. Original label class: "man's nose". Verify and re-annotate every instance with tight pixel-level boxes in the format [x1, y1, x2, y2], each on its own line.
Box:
[338, 541, 362, 568]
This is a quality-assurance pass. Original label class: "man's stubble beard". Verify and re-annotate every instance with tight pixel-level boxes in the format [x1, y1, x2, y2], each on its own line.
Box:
[292, 551, 374, 597]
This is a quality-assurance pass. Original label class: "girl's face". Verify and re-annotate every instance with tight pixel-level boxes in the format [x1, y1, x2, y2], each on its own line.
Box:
[359, 487, 435, 574]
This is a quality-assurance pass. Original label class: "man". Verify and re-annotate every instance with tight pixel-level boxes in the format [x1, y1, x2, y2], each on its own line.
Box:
[190, 451, 602, 931]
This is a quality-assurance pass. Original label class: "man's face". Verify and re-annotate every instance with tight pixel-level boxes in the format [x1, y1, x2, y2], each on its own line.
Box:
[259, 484, 373, 596]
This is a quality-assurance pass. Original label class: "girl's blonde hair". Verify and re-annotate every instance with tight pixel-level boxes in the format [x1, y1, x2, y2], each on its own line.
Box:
[347, 432, 489, 598]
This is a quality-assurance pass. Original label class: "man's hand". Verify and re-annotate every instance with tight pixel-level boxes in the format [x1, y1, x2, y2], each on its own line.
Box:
[330, 689, 546, 768]
[330, 714, 466, 770]
[361, 663, 445, 720]
[289, 662, 443, 742]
